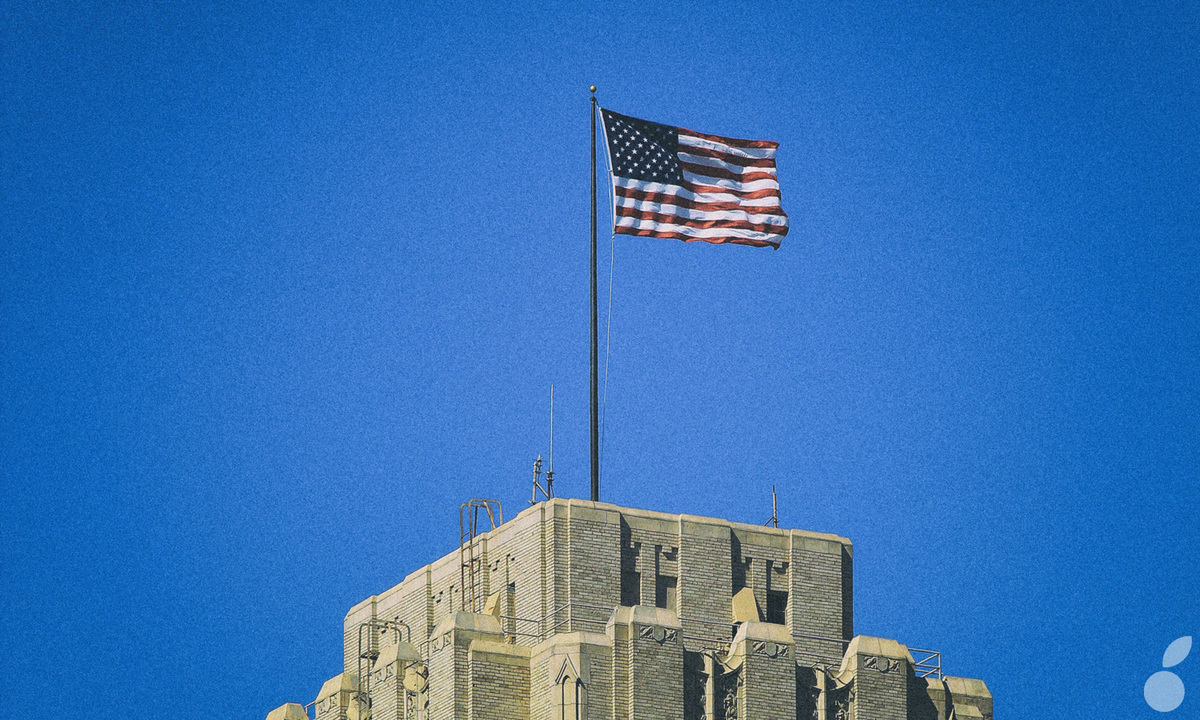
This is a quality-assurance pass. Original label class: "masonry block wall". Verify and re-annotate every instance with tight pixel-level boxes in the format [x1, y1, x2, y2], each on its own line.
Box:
[790, 534, 852, 667]
[733, 620, 797, 719]
[676, 516, 732, 646]
[839, 636, 910, 720]
[313, 674, 359, 720]
[609, 606, 684, 720]
[530, 631, 612, 720]
[343, 500, 854, 670]
[369, 648, 400, 720]
[268, 499, 993, 720]
[467, 641, 529, 720]
[565, 504, 622, 633]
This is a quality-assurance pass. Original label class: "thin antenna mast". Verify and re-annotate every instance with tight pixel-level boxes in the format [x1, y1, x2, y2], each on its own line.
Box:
[547, 385, 555, 496]
[531, 385, 556, 504]
[764, 485, 779, 528]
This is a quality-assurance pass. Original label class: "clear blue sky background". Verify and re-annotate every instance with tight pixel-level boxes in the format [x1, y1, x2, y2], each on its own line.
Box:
[2, 1, 1197, 717]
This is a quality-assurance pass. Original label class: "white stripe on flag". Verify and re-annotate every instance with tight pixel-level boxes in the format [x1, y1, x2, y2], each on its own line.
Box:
[677, 133, 777, 159]
[681, 171, 780, 193]
[616, 201, 787, 226]
[614, 217, 786, 242]
[678, 152, 779, 177]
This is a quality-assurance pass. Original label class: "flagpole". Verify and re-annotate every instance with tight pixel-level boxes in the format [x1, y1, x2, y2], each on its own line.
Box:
[589, 85, 600, 503]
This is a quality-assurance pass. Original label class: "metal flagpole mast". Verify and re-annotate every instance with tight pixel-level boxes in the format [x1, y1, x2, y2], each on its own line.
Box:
[589, 85, 600, 502]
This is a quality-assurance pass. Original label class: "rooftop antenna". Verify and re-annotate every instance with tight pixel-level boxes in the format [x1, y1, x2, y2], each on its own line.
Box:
[547, 384, 555, 496]
[763, 485, 778, 528]
[531, 385, 555, 504]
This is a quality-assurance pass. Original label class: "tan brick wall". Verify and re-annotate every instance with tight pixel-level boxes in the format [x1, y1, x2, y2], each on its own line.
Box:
[608, 606, 683, 720]
[370, 663, 402, 720]
[677, 516, 733, 649]
[530, 632, 612, 720]
[468, 642, 530, 720]
[790, 534, 852, 666]
[565, 504, 621, 633]
[732, 622, 797, 720]
[852, 655, 908, 720]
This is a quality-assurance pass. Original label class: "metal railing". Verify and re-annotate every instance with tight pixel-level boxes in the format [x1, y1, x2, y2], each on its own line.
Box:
[495, 601, 614, 642]
[356, 618, 411, 707]
[910, 647, 943, 679]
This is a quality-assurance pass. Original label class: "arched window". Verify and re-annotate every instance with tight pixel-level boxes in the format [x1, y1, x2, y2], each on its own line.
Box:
[555, 658, 587, 720]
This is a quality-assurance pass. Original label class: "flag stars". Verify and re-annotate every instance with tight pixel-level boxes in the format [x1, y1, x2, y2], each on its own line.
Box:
[601, 110, 684, 184]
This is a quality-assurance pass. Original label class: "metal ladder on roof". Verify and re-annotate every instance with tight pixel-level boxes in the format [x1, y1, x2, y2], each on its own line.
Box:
[459, 499, 503, 613]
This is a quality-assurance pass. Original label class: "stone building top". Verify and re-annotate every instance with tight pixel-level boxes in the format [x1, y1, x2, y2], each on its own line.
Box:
[266, 497, 993, 720]
[352, 498, 851, 616]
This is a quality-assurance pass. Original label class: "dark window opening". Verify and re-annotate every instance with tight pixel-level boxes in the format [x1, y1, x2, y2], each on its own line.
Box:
[766, 590, 788, 625]
[506, 582, 517, 641]
[621, 570, 641, 606]
[656, 575, 677, 610]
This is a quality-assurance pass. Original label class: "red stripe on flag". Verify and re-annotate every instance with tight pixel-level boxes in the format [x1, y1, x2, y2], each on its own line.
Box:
[680, 183, 784, 201]
[616, 207, 790, 235]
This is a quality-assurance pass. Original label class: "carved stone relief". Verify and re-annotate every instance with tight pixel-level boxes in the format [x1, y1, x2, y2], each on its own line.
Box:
[827, 680, 854, 720]
[751, 641, 790, 659]
[637, 624, 678, 645]
[862, 654, 902, 673]
[714, 667, 742, 720]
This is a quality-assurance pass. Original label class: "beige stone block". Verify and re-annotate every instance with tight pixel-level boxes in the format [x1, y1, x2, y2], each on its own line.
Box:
[314, 673, 364, 720]
[840, 635, 914, 668]
[731, 587, 760, 623]
[620, 509, 679, 535]
[733, 619, 794, 645]
[373, 641, 422, 671]
[944, 676, 991, 699]
[678, 515, 730, 540]
[607, 604, 682, 631]
[265, 702, 308, 720]
[945, 675, 993, 719]
[483, 590, 503, 618]
[564, 500, 610, 524]
[791, 533, 848, 555]
[471, 639, 532, 666]
[317, 673, 360, 701]
[431, 610, 505, 647]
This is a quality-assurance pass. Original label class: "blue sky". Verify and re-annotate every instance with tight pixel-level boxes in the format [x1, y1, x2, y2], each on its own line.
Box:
[2, 1, 1197, 717]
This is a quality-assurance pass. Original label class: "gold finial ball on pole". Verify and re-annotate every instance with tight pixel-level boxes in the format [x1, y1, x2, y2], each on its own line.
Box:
[589, 85, 597, 94]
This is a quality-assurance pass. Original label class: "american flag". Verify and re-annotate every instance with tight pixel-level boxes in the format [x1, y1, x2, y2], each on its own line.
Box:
[599, 109, 788, 249]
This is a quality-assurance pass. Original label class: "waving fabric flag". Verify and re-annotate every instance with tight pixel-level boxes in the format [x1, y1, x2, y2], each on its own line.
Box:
[599, 108, 788, 248]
